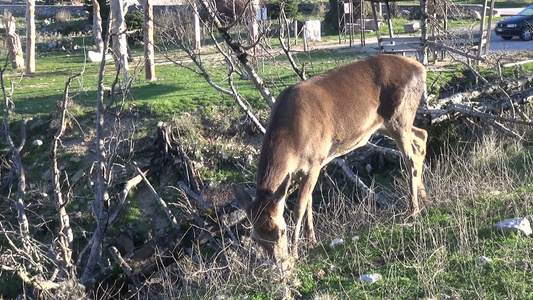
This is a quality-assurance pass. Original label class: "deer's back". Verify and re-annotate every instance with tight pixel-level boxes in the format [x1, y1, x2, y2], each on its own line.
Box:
[257, 55, 425, 188]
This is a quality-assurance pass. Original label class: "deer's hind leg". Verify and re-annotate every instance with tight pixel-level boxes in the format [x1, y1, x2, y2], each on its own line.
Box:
[384, 122, 427, 217]
[410, 126, 428, 200]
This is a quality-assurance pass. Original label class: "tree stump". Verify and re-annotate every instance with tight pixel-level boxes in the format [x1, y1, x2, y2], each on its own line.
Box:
[6, 16, 24, 69]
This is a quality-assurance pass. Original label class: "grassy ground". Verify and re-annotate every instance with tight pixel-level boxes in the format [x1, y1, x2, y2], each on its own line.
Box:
[1, 13, 533, 299]
[165, 130, 533, 299]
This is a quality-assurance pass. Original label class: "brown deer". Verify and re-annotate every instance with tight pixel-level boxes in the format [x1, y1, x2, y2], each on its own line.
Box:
[232, 54, 428, 268]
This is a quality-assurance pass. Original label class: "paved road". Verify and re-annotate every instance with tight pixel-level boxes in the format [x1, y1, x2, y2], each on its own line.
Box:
[489, 31, 532, 52]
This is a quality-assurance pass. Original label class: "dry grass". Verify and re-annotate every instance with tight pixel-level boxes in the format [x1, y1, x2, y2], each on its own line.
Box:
[139, 123, 533, 299]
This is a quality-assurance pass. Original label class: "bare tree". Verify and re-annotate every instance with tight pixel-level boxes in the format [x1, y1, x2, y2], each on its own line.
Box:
[142, 0, 156, 81]
[80, 31, 112, 286]
[1, 64, 29, 243]
[25, 0, 35, 74]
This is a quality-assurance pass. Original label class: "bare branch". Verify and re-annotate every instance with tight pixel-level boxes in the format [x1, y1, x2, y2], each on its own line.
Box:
[51, 70, 84, 274]
[134, 164, 180, 230]
[197, 0, 277, 107]
[420, 103, 533, 127]
[227, 69, 266, 134]
[108, 246, 142, 291]
[331, 158, 391, 207]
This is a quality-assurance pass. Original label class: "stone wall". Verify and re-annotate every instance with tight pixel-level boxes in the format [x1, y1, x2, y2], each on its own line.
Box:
[0, 4, 185, 19]
[0, 5, 88, 18]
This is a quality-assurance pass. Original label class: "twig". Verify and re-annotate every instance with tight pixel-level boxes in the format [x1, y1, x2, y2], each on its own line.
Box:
[481, 118, 522, 139]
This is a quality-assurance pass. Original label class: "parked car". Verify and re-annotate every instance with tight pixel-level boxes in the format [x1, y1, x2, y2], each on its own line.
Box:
[494, 4, 533, 41]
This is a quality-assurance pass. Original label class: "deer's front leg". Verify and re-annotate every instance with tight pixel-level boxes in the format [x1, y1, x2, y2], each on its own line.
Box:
[292, 168, 320, 258]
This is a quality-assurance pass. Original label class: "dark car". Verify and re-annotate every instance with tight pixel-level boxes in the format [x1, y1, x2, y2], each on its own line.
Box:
[494, 4, 533, 41]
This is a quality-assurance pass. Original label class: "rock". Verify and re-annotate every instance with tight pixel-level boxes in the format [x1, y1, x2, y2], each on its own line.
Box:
[329, 238, 344, 248]
[351, 235, 360, 242]
[88, 51, 112, 63]
[471, 10, 481, 20]
[43, 169, 53, 181]
[116, 230, 135, 254]
[357, 273, 382, 283]
[493, 217, 532, 236]
[71, 169, 85, 182]
[476, 256, 492, 265]
[32, 139, 43, 146]
[403, 21, 420, 33]
[527, 214, 533, 224]
[70, 156, 81, 163]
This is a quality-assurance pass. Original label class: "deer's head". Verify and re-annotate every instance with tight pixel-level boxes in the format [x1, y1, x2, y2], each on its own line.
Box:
[232, 175, 291, 263]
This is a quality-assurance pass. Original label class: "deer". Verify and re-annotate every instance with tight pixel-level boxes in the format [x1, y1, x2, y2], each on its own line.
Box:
[232, 54, 428, 270]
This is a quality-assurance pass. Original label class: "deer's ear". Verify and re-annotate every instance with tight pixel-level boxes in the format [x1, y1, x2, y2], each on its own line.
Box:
[232, 183, 253, 209]
[273, 173, 291, 201]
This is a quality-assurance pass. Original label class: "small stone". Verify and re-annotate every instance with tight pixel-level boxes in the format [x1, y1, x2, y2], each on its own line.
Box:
[329, 238, 344, 248]
[215, 295, 228, 300]
[32, 139, 43, 146]
[493, 217, 532, 236]
[351, 235, 360, 242]
[399, 223, 414, 228]
[476, 256, 492, 265]
[357, 273, 382, 283]
[516, 259, 530, 271]
[315, 269, 326, 277]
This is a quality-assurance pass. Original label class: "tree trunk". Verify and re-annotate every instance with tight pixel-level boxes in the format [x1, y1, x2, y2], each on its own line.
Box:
[81, 26, 112, 286]
[110, 0, 128, 83]
[142, 0, 156, 81]
[25, 0, 35, 74]
[248, 0, 259, 57]
[193, 3, 201, 50]
[92, 0, 104, 54]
